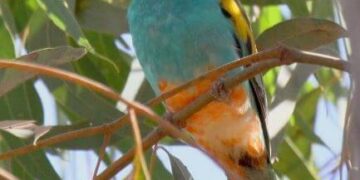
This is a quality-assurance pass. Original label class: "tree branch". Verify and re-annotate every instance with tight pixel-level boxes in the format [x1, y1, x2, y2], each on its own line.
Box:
[0, 60, 190, 145]
[96, 45, 349, 179]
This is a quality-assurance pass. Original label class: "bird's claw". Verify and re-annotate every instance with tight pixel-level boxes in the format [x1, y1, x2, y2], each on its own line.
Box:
[210, 78, 231, 103]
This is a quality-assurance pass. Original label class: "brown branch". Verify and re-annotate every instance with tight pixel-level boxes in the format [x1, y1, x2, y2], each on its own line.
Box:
[92, 133, 111, 179]
[96, 45, 350, 179]
[95, 129, 165, 180]
[0, 116, 127, 160]
[0, 60, 190, 149]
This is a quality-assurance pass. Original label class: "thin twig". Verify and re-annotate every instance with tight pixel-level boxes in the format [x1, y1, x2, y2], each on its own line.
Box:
[128, 108, 151, 180]
[0, 117, 126, 160]
[96, 46, 350, 179]
[92, 133, 112, 179]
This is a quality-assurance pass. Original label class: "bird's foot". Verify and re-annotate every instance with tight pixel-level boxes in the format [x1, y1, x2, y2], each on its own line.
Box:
[210, 78, 231, 103]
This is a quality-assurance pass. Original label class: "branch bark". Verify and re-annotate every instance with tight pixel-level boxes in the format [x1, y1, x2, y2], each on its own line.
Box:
[338, 0, 360, 179]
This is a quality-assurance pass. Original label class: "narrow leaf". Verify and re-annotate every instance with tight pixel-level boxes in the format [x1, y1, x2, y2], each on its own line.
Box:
[0, 131, 60, 179]
[36, 0, 93, 50]
[0, 120, 50, 143]
[160, 147, 194, 180]
[256, 18, 347, 51]
[0, 11, 15, 58]
[0, 46, 87, 97]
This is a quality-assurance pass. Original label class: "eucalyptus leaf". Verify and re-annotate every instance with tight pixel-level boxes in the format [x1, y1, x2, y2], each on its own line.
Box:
[0, 0, 17, 39]
[0, 120, 50, 142]
[6, 0, 37, 34]
[256, 18, 347, 51]
[0, 46, 87, 97]
[36, 0, 93, 50]
[0, 12, 15, 58]
[0, 131, 60, 180]
[159, 147, 194, 180]
[24, 10, 68, 51]
[274, 136, 318, 180]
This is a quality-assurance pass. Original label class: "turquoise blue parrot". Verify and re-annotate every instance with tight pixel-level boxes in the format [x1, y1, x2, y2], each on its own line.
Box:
[128, 0, 273, 179]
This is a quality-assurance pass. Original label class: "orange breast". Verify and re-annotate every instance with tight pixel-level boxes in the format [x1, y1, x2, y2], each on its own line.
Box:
[158, 78, 267, 178]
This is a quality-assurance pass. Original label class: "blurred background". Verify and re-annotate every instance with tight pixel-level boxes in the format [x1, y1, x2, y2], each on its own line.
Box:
[0, 0, 353, 179]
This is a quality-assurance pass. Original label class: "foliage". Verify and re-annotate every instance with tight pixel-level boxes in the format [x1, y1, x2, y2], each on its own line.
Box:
[0, 0, 348, 179]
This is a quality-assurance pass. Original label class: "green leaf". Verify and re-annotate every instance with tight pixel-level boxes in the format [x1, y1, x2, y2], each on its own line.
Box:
[75, 0, 128, 35]
[147, 151, 173, 180]
[24, 10, 68, 51]
[312, 0, 335, 19]
[256, 18, 347, 51]
[0, 81, 43, 122]
[274, 136, 318, 180]
[36, 0, 93, 50]
[0, 0, 17, 39]
[253, 5, 283, 37]
[0, 46, 87, 97]
[83, 30, 131, 91]
[242, 0, 283, 6]
[6, 0, 38, 34]
[283, 0, 310, 17]
[49, 82, 122, 125]
[160, 147, 194, 180]
[0, 131, 60, 179]
[274, 88, 324, 179]
[293, 87, 328, 148]
[0, 9, 15, 58]
[270, 65, 318, 109]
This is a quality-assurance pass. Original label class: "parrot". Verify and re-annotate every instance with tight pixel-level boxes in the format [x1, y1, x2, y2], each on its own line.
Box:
[127, 0, 274, 179]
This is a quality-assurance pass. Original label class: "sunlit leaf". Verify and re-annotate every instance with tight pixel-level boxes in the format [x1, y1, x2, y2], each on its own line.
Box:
[293, 87, 327, 149]
[36, 0, 93, 50]
[128, 155, 146, 180]
[6, 0, 38, 34]
[282, 0, 309, 17]
[253, 5, 283, 36]
[274, 136, 318, 180]
[274, 88, 325, 179]
[0, 0, 17, 39]
[0, 10, 15, 58]
[256, 18, 347, 51]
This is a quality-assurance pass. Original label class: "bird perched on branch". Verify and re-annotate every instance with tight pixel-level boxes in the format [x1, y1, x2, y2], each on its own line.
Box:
[128, 0, 274, 179]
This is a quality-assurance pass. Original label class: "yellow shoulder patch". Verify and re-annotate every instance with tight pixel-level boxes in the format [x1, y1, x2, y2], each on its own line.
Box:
[220, 0, 257, 53]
